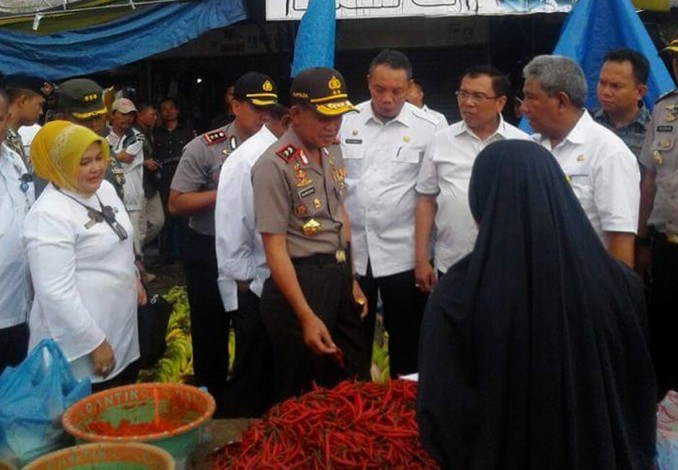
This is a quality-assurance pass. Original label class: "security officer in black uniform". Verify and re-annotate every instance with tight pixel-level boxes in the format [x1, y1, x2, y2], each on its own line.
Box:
[169, 72, 278, 415]
[2, 74, 54, 196]
[252, 67, 371, 402]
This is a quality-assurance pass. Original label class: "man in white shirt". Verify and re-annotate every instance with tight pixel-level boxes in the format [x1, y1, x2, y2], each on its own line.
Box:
[521, 55, 640, 267]
[406, 79, 448, 127]
[214, 104, 289, 417]
[415, 65, 529, 291]
[106, 98, 145, 255]
[0, 89, 34, 374]
[340, 49, 442, 378]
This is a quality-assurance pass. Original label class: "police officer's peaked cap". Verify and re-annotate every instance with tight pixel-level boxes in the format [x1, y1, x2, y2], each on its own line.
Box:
[290, 67, 356, 117]
[56, 78, 107, 120]
[1, 74, 54, 98]
[233, 72, 278, 107]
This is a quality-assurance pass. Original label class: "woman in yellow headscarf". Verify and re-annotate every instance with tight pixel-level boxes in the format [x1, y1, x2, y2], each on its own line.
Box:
[23, 120, 142, 391]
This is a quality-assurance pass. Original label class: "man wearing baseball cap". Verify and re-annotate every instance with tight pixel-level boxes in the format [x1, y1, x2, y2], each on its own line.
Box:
[168, 72, 277, 413]
[252, 67, 370, 402]
[106, 98, 146, 255]
[57, 78, 125, 200]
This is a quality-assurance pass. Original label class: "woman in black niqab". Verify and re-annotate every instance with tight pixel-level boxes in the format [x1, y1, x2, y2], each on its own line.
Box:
[416, 140, 656, 469]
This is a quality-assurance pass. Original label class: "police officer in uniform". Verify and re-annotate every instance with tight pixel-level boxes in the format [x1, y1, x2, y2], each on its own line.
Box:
[252, 67, 371, 402]
[56, 78, 125, 200]
[637, 38, 678, 399]
[169, 72, 277, 414]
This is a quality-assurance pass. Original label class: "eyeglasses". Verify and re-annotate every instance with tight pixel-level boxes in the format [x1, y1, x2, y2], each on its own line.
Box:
[455, 90, 499, 103]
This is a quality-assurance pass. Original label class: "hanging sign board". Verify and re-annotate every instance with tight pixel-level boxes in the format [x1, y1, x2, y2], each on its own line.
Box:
[267, 0, 575, 21]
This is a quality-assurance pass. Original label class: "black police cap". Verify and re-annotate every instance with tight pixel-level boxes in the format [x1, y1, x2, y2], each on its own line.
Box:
[232, 72, 278, 107]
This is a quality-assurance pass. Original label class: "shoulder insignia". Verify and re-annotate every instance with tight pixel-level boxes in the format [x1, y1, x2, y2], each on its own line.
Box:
[202, 130, 228, 146]
[655, 89, 678, 104]
[275, 144, 300, 163]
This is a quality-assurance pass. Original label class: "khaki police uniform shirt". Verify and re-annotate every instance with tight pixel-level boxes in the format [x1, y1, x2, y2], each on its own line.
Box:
[252, 128, 346, 259]
[640, 90, 678, 234]
[171, 122, 240, 236]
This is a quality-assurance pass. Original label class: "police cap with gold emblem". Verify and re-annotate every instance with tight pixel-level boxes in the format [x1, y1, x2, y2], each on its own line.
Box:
[290, 67, 356, 117]
[56, 78, 107, 120]
[233, 72, 278, 108]
[2, 74, 54, 99]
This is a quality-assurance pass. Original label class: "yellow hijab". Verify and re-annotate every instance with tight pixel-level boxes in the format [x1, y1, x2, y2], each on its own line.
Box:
[31, 120, 110, 194]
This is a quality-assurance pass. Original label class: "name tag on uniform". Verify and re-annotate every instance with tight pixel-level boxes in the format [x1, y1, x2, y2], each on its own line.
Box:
[657, 125, 674, 133]
[299, 186, 316, 198]
[344, 139, 362, 145]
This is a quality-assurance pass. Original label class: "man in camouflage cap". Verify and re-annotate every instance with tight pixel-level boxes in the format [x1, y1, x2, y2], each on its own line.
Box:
[57, 78, 125, 200]
[252, 67, 370, 402]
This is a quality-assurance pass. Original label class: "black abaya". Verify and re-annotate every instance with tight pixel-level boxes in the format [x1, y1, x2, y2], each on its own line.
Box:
[417, 140, 656, 469]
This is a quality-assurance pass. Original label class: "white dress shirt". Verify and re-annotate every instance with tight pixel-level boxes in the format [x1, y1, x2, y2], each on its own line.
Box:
[106, 128, 145, 211]
[533, 111, 640, 241]
[215, 125, 275, 312]
[416, 116, 529, 272]
[340, 101, 439, 277]
[422, 105, 448, 127]
[18, 124, 41, 159]
[24, 181, 139, 383]
[0, 143, 34, 329]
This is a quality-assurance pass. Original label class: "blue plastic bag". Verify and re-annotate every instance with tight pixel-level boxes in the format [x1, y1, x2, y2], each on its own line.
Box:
[0, 339, 90, 465]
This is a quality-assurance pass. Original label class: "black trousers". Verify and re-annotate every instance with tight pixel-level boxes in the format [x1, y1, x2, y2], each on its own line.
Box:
[359, 261, 428, 378]
[183, 229, 229, 411]
[220, 290, 274, 418]
[0, 322, 28, 375]
[649, 234, 678, 399]
[260, 256, 371, 403]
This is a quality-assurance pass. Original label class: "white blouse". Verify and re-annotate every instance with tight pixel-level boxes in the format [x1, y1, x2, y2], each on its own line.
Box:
[23, 181, 139, 383]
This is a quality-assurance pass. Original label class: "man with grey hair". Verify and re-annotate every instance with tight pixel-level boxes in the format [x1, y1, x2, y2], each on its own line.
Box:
[521, 55, 640, 267]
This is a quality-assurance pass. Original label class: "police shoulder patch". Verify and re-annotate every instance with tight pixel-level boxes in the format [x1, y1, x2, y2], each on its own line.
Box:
[275, 144, 299, 163]
[201, 130, 228, 146]
[655, 88, 678, 104]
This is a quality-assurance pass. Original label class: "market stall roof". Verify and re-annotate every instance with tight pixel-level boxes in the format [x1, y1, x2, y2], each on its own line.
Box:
[0, 0, 246, 80]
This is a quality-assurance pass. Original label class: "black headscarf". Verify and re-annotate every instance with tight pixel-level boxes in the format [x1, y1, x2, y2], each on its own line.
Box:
[416, 140, 656, 470]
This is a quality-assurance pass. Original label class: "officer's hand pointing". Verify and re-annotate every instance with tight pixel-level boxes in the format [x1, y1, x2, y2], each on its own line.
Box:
[300, 314, 337, 355]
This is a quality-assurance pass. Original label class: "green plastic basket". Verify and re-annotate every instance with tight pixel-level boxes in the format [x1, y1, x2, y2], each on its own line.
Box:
[62, 383, 214, 468]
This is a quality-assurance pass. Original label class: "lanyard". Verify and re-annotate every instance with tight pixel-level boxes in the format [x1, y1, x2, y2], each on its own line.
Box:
[55, 187, 128, 241]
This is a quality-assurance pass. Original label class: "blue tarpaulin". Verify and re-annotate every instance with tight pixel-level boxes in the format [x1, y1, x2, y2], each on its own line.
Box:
[291, 0, 336, 77]
[553, 0, 674, 110]
[0, 0, 247, 80]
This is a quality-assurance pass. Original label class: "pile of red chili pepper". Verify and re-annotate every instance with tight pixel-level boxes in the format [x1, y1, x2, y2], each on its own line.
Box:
[213, 379, 438, 469]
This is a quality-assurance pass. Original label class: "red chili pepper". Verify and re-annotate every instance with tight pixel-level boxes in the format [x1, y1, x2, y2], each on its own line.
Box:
[212, 380, 438, 469]
[330, 347, 345, 369]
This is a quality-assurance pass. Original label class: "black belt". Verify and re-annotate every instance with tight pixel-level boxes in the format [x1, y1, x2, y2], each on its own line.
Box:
[292, 250, 347, 266]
